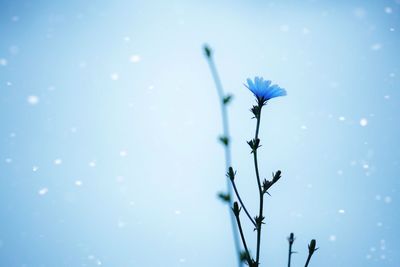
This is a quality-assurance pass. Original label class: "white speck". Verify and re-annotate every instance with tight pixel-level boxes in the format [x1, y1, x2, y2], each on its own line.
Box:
[362, 164, 369, 169]
[301, 125, 307, 130]
[110, 73, 119, 81]
[174, 210, 182, 215]
[375, 195, 381, 200]
[360, 118, 368, 127]
[38, 188, 48, 195]
[9, 132, 16, 138]
[32, 166, 39, 172]
[88, 161, 96, 167]
[377, 222, 383, 227]
[6, 81, 12, 86]
[384, 95, 390, 100]
[117, 220, 126, 228]
[384, 196, 392, 203]
[338, 209, 345, 214]
[129, 55, 141, 63]
[339, 116, 345, 121]
[123, 36, 131, 42]
[179, 258, 186, 263]
[370, 43, 382, 51]
[384, 7, 392, 14]
[88, 255, 95, 260]
[27, 95, 39, 105]
[116, 176, 125, 183]
[75, 180, 82, 186]
[119, 150, 128, 157]
[307, 183, 313, 188]
[70, 127, 77, 133]
[54, 159, 62, 165]
[337, 170, 343, 175]
[0, 58, 7, 66]
[96, 260, 102, 265]
[280, 25, 290, 32]
[329, 235, 336, 242]
[370, 247, 376, 252]
[389, 27, 395, 32]
[5, 158, 12, 164]
[389, 72, 395, 77]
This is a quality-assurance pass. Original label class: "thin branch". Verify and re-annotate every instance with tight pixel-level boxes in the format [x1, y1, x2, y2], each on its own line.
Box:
[203, 44, 243, 267]
[230, 178, 257, 227]
[232, 202, 253, 266]
[254, 105, 264, 265]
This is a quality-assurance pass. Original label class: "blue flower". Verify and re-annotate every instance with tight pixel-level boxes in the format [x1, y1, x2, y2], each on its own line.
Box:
[245, 76, 286, 104]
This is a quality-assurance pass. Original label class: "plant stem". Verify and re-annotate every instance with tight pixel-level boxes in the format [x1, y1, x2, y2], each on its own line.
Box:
[254, 106, 264, 265]
[288, 242, 293, 267]
[205, 49, 243, 267]
[234, 213, 252, 266]
[230, 179, 257, 227]
[304, 254, 312, 267]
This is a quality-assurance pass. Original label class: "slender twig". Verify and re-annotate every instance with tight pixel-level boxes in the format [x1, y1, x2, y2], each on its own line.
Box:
[230, 179, 257, 227]
[287, 233, 295, 267]
[304, 239, 318, 267]
[204, 45, 243, 267]
[232, 202, 252, 266]
[253, 105, 264, 265]
[304, 254, 312, 267]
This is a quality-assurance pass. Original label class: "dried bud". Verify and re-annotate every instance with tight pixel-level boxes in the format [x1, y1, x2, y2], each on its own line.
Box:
[219, 136, 229, 146]
[287, 233, 295, 245]
[262, 179, 273, 194]
[232, 201, 241, 216]
[250, 105, 261, 118]
[217, 192, 231, 203]
[223, 94, 233, 105]
[308, 239, 318, 254]
[247, 138, 260, 152]
[240, 251, 251, 263]
[226, 167, 236, 181]
[273, 170, 282, 183]
[203, 44, 212, 58]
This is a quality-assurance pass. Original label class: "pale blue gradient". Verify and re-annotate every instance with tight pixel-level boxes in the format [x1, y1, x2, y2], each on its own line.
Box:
[1, 1, 399, 267]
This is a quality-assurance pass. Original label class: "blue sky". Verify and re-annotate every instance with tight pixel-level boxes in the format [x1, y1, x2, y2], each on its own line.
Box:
[1, 1, 399, 266]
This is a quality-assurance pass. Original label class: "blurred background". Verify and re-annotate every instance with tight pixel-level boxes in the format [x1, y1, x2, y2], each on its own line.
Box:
[1, 0, 399, 266]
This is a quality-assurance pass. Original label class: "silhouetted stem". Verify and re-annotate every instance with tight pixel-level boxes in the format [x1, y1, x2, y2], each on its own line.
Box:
[205, 49, 242, 267]
[234, 213, 252, 266]
[304, 254, 312, 267]
[230, 179, 257, 227]
[254, 107, 264, 265]
[288, 242, 293, 267]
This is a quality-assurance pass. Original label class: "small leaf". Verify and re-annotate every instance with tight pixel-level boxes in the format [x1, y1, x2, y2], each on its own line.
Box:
[219, 136, 229, 146]
[217, 192, 231, 203]
[223, 94, 233, 104]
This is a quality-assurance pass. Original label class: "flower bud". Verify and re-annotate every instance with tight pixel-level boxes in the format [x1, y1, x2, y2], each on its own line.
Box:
[203, 44, 212, 58]
[308, 239, 318, 254]
[232, 201, 241, 216]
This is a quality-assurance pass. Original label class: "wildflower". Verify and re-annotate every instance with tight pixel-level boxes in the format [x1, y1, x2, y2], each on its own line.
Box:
[245, 76, 286, 105]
